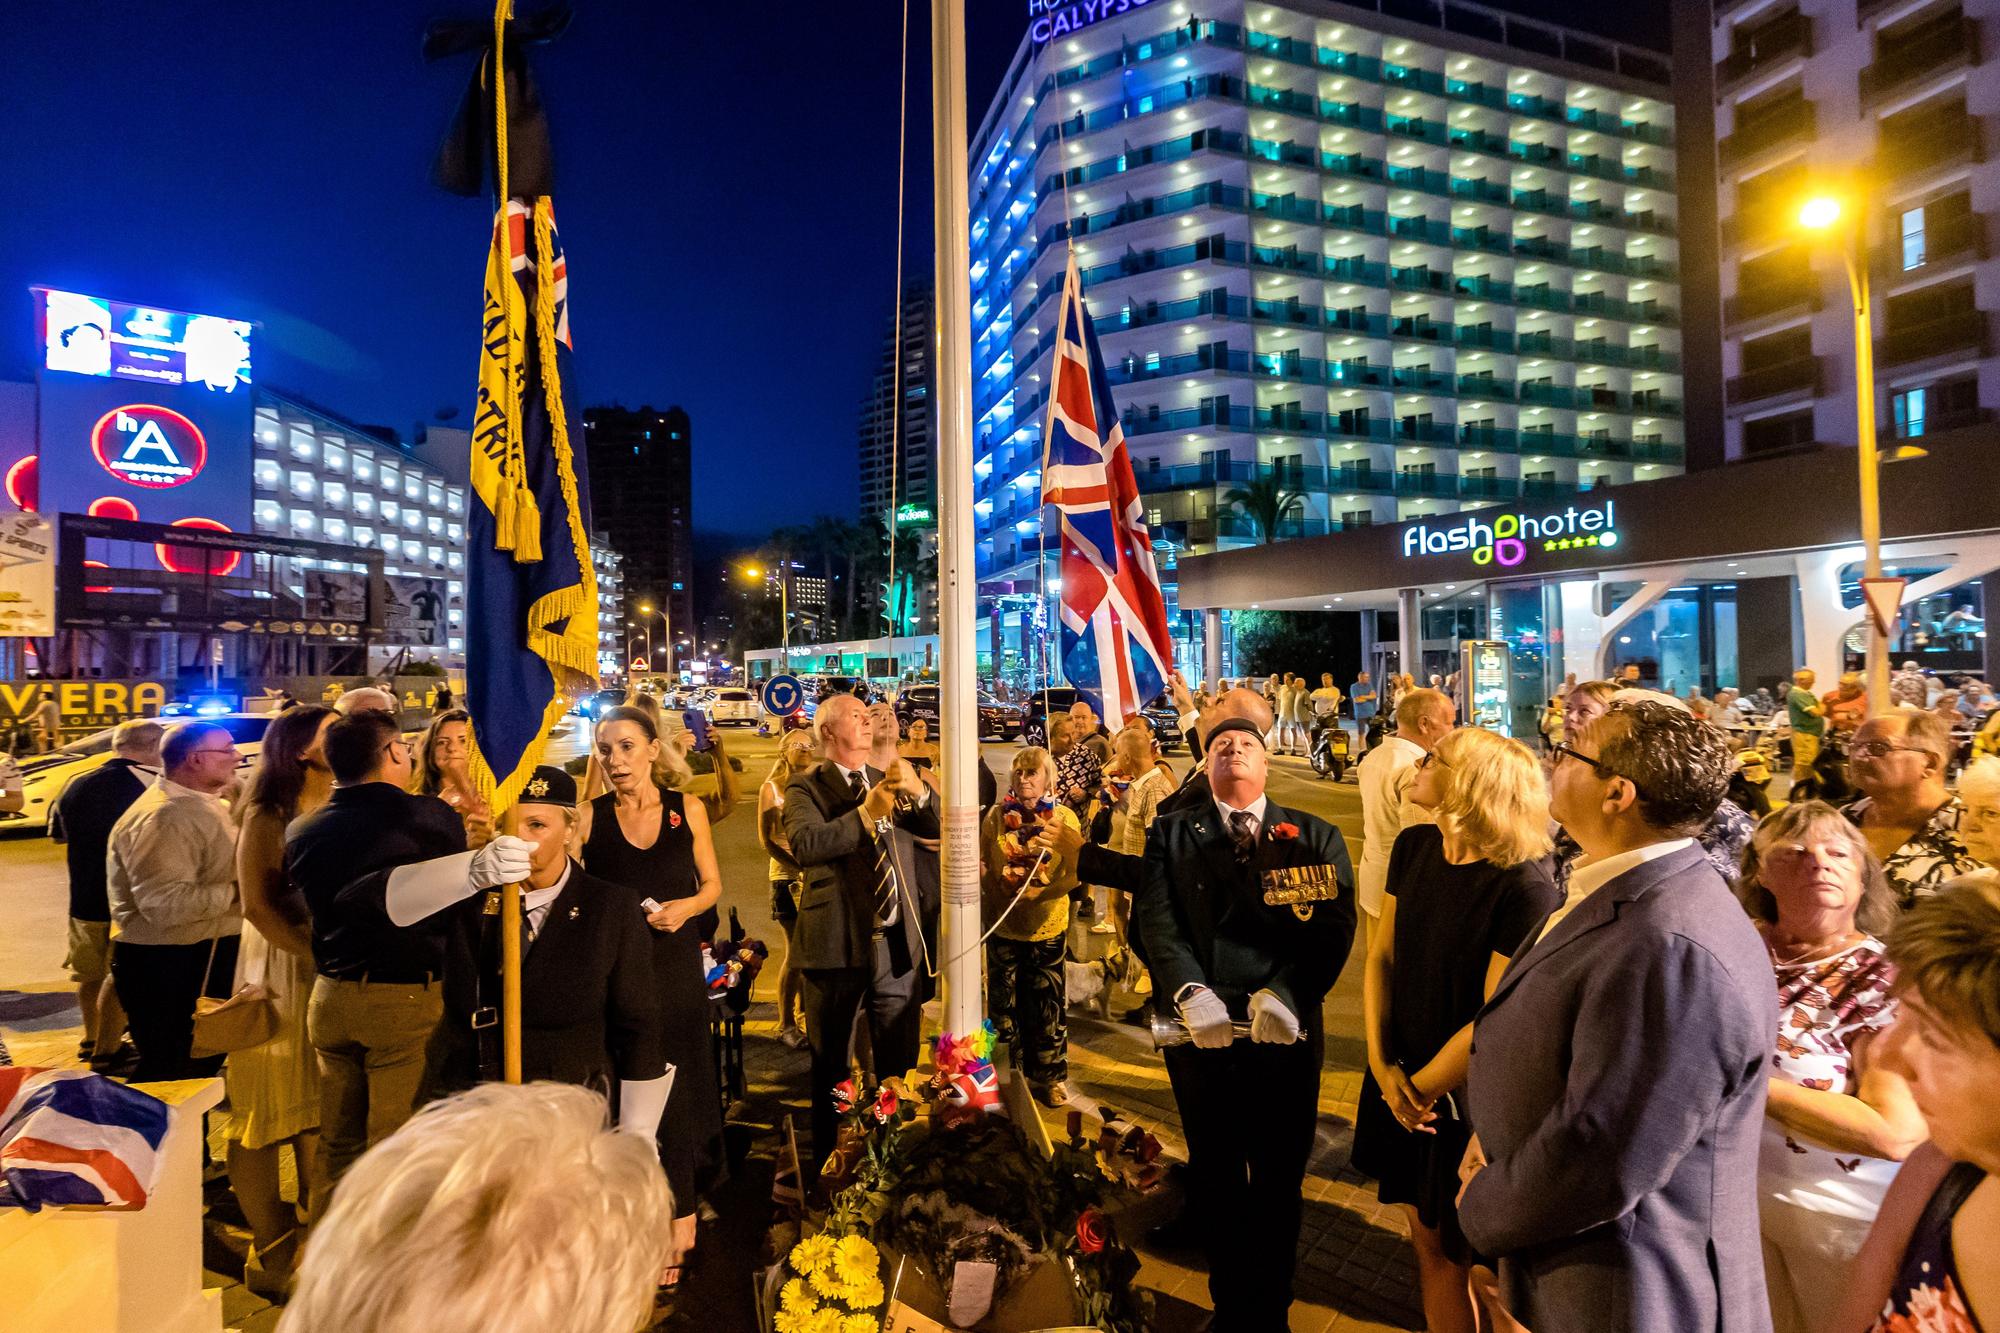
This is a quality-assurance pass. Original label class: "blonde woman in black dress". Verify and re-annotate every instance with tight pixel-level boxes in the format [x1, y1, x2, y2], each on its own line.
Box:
[575, 705, 724, 1292]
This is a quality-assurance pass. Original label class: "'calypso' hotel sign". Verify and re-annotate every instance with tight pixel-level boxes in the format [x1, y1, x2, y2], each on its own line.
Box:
[1401, 500, 1620, 568]
[1027, 0, 1156, 45]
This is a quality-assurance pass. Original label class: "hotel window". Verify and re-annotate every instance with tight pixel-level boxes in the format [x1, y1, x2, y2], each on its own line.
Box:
[447, 487, 465, 516]
[290, 429, 316, 461]
[324, 442, 348, 474]
[427, 515, 443, 536]
[1902, 206, 1927, 271]
[380, 534, 401, 555]
[427, 481, 444, 508]
[324, 517, 349, 543]
[290, 509, 316, 536]
[448, 550, 464, 570]
[353, 526, 375, 546]
[324, 480, 348, 509]
[1340, 509, 1374, 527]
[254, 459, 282, 490]
[380, 463, 399, 491]
[352, 451, 375, 484]
[380, 499, 399, 523]
[1893, 386, 1928, 437]
[255, 500, 284, 528]
[403, 509, 422, 531]
[289, 471, 317, 500]
[428, 545, 444, 566]
[354, 491, 376, 518]
[404, 473, 424, 501]
[447, 522, 463, 542]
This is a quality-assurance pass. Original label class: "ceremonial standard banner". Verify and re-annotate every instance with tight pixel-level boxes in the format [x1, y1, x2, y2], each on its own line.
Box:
[464, 196, 596, 810]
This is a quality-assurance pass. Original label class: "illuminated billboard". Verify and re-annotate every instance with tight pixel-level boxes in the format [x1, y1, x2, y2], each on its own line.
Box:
[36, 289, 252, 393]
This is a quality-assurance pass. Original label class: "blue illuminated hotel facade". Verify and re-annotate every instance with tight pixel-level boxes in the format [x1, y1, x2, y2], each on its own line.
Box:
[968, 0, 1684, 685]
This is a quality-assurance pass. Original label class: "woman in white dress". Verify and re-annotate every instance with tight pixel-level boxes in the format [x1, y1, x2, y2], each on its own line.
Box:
[226, 703, 336, 1296]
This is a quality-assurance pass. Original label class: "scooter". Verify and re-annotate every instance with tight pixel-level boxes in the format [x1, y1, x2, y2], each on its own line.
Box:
[1309, 718, 1352, 782]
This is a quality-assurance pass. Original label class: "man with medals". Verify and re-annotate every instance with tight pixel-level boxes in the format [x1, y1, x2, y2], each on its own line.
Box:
[1133, 716, 1358, 1332]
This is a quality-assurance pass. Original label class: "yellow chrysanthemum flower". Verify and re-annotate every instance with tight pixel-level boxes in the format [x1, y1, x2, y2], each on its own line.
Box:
[805, 1309, 847, 1333]
[832, 1234, 880, 1288]
[842, 1275, 885, 1310]
[808, 1263, 845, 1298]
[789, 1233, 836, 1276]
[780, 1278, 814, 1313]
[840, 1314, 881, 1333]
[772, 1303, 816, 1333]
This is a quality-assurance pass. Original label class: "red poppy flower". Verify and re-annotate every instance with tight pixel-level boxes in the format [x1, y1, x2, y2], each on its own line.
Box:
[669, 810, 683, 829]
[1075, 1207, 1108, 1255]
[873, 1084, 901, 1122]
[1271, 822, 1300, 840]
[832, 1078, 858, 1113]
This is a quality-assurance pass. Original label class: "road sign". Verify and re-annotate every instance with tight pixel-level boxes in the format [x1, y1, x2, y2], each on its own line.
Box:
[762, 673, 805, 716]
[1860, 576, 1908, 637]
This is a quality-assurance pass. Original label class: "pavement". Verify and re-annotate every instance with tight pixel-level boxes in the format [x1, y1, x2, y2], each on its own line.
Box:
[0, 717, 1419, 1333]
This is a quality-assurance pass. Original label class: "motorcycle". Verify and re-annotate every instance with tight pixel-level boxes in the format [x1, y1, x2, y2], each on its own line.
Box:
[1309, 717, 1352, 782]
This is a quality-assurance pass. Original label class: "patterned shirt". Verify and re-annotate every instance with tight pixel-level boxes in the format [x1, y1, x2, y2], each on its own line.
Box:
[1054, 742, 1104, 819]
[1891, 670, 1930, 711]
[1551, 798, 1755, 894]
[1842, 796, 1983, 909]
[1761, 937, 1902, 1220]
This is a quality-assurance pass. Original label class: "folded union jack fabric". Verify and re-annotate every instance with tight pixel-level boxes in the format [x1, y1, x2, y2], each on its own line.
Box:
[0, 1068, 170, 1211]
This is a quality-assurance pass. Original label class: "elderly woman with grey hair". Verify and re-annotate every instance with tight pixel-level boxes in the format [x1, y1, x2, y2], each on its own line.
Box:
[279, 1082, 672, 1333]
[1735, 801, 1927, 1333]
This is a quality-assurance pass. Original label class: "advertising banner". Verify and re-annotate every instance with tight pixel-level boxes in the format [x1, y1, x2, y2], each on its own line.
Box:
[380, 573, 456, 648]
[0, 513, 56, 636]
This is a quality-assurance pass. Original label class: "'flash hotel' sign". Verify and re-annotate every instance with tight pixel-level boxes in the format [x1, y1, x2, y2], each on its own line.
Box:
[1028, 0, 1156, 45]
[1401, 500, 1619, 568]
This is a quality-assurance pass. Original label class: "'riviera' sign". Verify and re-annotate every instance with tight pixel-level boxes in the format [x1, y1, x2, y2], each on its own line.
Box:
[1028, 0, 1156, 46]
[1400, 501, 1619, 568]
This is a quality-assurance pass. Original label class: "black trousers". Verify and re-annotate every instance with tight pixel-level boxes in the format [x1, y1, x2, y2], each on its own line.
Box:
[111, 935, 239, 1082]
[1164, 1026, 1325, 1333]
[801, 934, 919, 1173]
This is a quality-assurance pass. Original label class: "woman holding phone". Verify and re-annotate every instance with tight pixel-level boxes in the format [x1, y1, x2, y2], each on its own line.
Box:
[1352, 727, 1559, 1333]
[575, 704, 725, 1292]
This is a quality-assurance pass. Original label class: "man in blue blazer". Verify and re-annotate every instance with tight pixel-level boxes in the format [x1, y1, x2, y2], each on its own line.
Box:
[1135, 716, 1357, 1331]
[1458, 698, 1777, 1333]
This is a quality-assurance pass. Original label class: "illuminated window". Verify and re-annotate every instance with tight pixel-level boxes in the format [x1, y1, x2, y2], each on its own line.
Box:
[353, 526, 375, 546]
[447, 487, 465, 516]
[447, 522, 463, 542]
[324, 480, 348, 508]
[254, 459, 282, 490]
[289, 471, 316, 500]
[428, 544, 444, 566]
[1902, 206, 1927, 271]
[403, 508, 421, 531]
[289, 429, 316, 461]
[290, 509, 316, 535]
[427, 481, 444, 508]
[447, 550, 464, 570]
[427, 515, 443, 536]
[324, 442, 348, 474]
[352, 451, 375, 484]
[354, 491, 375, 517]
[404, 473, 423, 501]
[380, 533, 401, 555]
[381, 499, 399, 523]
[254, 500, 284, 528]
[323, 517, 349, 543]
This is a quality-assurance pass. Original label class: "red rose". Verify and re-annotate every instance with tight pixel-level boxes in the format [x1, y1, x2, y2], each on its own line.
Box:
[1075, 1207, 1108, 1255]
[1271, 822, 1300, 840]
[832, 1078, 858, 1113]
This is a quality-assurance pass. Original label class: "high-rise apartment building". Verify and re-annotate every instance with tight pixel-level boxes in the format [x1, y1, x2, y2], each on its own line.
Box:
[583, 405, 695, 666]
[968, 0, 1685, 680]
[1714, 0, 1996, 459]
[858, 280, 937, 524]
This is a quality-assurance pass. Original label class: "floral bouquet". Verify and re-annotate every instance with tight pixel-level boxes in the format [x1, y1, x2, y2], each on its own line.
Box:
[702, 906, 769, 1015]
[777, 1231, 885, 1333]
[995, 794, 1058, 891]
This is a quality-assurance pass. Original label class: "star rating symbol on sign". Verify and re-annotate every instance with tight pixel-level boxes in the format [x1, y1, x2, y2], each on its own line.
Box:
[1544, 540, 1557, 551]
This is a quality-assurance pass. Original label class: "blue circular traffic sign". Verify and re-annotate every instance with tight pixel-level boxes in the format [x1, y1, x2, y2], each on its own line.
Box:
[762, 674, 805, 716]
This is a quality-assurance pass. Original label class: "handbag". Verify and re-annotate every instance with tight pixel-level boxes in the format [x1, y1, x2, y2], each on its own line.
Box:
[190, 935, 280, 1058]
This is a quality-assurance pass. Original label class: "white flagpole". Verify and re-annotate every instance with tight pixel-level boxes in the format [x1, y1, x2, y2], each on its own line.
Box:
[930, 0, 982, 1038]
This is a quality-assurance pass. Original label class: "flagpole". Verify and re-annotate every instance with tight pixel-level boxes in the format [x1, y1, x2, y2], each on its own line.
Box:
[930, 0, 981, 1038]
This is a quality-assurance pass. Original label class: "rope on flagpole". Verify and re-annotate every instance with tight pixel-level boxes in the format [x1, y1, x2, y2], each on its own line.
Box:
[884, 0, 911, 638]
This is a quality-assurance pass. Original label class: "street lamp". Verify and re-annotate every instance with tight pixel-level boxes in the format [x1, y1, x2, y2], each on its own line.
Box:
[1799, 192, 1891, 716]
[739, 563, 789, 669]
[638, 601, 673, 679]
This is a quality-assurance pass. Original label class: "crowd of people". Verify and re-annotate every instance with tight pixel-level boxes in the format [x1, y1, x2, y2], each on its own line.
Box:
[27, 661, 2000, 1333]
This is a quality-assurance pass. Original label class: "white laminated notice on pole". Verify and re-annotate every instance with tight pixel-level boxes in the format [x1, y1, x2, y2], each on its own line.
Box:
[942, 807, 980, 905]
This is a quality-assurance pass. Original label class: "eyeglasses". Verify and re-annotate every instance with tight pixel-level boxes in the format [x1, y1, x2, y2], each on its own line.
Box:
[381, 738, 411, 759]
[190, 745, 238, 758]
[1550, 741, 1644, 795]
[1416, 751, 1450, 771]
[1849, 740, 1923, 760]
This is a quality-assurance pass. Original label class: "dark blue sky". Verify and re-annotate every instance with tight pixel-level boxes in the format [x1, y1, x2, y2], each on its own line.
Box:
[1, 2, 1661, 540]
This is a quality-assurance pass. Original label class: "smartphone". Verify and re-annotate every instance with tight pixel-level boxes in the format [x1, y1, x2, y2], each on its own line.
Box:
[683, 709, 714, 753]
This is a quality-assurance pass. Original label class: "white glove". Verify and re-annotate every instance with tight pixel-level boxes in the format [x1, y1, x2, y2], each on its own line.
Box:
[468, 835, 534, 888]
[1177, 985, 1235, 1049]
[1248, 988, 1300, 1044]
[617, 1066, 676, 1148]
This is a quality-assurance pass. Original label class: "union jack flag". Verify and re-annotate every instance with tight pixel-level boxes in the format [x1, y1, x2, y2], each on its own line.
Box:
[1040, 252, 1174, 725]
[0, 1068, 169, 1211]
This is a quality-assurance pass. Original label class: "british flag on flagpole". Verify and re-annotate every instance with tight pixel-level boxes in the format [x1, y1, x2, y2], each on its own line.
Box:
[1040, 251, 1175, 724]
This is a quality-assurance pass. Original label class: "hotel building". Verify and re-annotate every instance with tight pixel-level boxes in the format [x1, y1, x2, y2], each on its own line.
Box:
[968, 0, 1689, 684]
[1714, 0, 2000, 457]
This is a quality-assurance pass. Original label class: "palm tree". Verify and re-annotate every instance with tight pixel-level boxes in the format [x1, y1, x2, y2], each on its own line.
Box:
[1222, 472, 1305, 544]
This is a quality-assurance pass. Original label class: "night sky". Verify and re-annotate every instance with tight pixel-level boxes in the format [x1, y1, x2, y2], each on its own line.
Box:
[0, 1, 1664, 541]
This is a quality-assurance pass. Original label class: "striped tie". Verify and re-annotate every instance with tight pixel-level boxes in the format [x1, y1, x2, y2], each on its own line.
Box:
[851, 772, 899, 927]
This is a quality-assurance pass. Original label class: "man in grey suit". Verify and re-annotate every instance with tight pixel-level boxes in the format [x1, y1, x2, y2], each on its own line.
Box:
[1458, 698, 1777, 1333]
[782, 693, 937, 1173]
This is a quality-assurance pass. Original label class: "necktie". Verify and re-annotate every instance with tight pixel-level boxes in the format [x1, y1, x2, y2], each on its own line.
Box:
[851, 771, 899, 928]
[1228, 809, 1259, 863]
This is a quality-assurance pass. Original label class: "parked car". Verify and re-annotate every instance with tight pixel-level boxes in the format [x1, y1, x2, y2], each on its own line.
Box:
[8, 712, 272, 834]
[1015, 686, 1183, 753]
[581, 687, 628, 720]
[891, 685, 1023, 740]
[705, 687, 760, 726]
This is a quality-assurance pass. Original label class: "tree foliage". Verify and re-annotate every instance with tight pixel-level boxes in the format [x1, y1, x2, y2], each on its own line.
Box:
[1230, 610, 1348, 679]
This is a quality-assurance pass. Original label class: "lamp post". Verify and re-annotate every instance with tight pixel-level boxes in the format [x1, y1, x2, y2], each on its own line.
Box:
[740, 564, 789, 670]
[1799, 194, 1891, 716]
[639, 601, 673, 679]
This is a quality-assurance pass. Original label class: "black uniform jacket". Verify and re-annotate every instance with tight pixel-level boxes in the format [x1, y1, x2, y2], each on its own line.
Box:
[429, 860, 668, 1094]
[1134, 799, 1357, 1025]
[782, 760, 940, 972]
